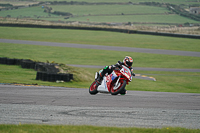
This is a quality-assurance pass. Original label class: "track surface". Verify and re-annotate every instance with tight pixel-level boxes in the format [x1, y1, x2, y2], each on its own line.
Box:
[0, 85, 200, 128]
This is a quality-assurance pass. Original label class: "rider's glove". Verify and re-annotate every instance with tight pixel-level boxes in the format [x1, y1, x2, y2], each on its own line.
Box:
[116, 61, 122, 67]
[132, 73, 135, 76]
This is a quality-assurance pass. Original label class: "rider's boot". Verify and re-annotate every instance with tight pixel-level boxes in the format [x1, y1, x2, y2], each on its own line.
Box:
[96, 73, 103, 85]
[120, 88, 127, 95]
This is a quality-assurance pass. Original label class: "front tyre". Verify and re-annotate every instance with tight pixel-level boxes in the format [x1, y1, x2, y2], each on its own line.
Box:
[89, 81, 98, 95]
[110, 80, 126, 95]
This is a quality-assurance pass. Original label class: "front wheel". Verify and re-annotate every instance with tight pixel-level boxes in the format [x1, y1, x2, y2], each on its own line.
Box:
[89, 81, 98, 95]
[110, 80, 126, 95]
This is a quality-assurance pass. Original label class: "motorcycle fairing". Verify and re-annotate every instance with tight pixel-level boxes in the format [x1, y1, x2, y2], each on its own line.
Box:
[120, 65, 132, 81]
[97, 76, 109, 92]
[97, 71, 117, 92]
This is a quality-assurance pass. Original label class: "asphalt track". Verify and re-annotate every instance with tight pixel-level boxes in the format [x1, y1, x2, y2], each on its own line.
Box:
[0, 39, 200, 128]
[0, 85, 200, 128]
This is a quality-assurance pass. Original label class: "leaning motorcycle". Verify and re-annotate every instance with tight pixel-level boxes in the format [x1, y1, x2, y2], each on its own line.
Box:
[89, 65, 133, 95]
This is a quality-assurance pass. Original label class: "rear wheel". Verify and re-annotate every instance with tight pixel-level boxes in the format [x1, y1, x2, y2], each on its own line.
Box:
[110, 80, 126, 95]
[89, 81, 98, 95]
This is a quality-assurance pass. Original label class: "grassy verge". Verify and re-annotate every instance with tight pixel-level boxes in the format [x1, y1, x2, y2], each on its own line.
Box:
[0, 124, 199, 133]
[88, 68, 200, 93]
[0, 64, 91, 88]
[1, 64, 200, 93]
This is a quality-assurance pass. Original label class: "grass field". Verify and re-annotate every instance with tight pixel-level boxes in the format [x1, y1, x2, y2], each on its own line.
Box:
[68, 14, 199, 23]
[0, 6, 57, 18]
[51, 5, 170, 15]
[29, 0, 200, 5]
[49, 4, 199, 23]
[1, 0, 199, 25]
[0, 1, 39, 6]
[0, 124, 199, 133]
[0, 27, 200, 52]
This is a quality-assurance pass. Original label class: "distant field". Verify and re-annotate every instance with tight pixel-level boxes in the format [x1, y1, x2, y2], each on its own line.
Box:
[68, 14, 199, 23]
[0, 5, 198, 24]
[0, 1, 39, 6]
[0, 0, 199, 25]
[32, 0, 200, 5]
[0, 6, 57, 18]
[51, 5, 170, 15]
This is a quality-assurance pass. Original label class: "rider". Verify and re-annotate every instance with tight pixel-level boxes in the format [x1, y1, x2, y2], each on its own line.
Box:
[96, 56, 135, 85]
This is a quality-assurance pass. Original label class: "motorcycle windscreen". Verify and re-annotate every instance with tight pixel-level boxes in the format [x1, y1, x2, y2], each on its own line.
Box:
[110, 71, 118, 81]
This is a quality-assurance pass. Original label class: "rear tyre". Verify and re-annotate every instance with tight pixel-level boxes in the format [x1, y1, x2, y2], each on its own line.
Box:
[89, 81, 98, 95]
[110, 80, 126, 95]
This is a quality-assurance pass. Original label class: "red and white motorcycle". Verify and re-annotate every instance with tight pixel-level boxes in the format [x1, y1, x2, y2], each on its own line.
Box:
[89, 65, 133, 95]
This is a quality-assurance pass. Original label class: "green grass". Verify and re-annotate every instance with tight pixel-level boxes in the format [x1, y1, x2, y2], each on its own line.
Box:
[67, 14, 199, 23]
[1, 60, 200, 93]
[1, 2, 199, 24]
[0, 1, 39, 6]
[51, 5, 170, 15]
[130, 70, 200, 93]
[30, 0, 200, 5]
[0, 124, 199, 133]
[0, 6, 57, 18]
[48, 4, 199, 24]
[1, 43, 200, 69]
[0, 64, 91, 88]
[0, 26, 200, 52]
[84, 67, 200, 93]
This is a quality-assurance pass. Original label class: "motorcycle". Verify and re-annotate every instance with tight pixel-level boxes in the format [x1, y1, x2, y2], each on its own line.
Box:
[89, 65, 134, 95]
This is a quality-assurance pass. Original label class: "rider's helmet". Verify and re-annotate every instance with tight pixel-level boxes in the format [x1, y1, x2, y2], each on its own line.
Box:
[123, 56, 133, 68]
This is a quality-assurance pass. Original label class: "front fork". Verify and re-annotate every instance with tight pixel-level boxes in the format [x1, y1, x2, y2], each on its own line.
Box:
[115, 75, 120, 86]
[113, 75, 121, 90]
